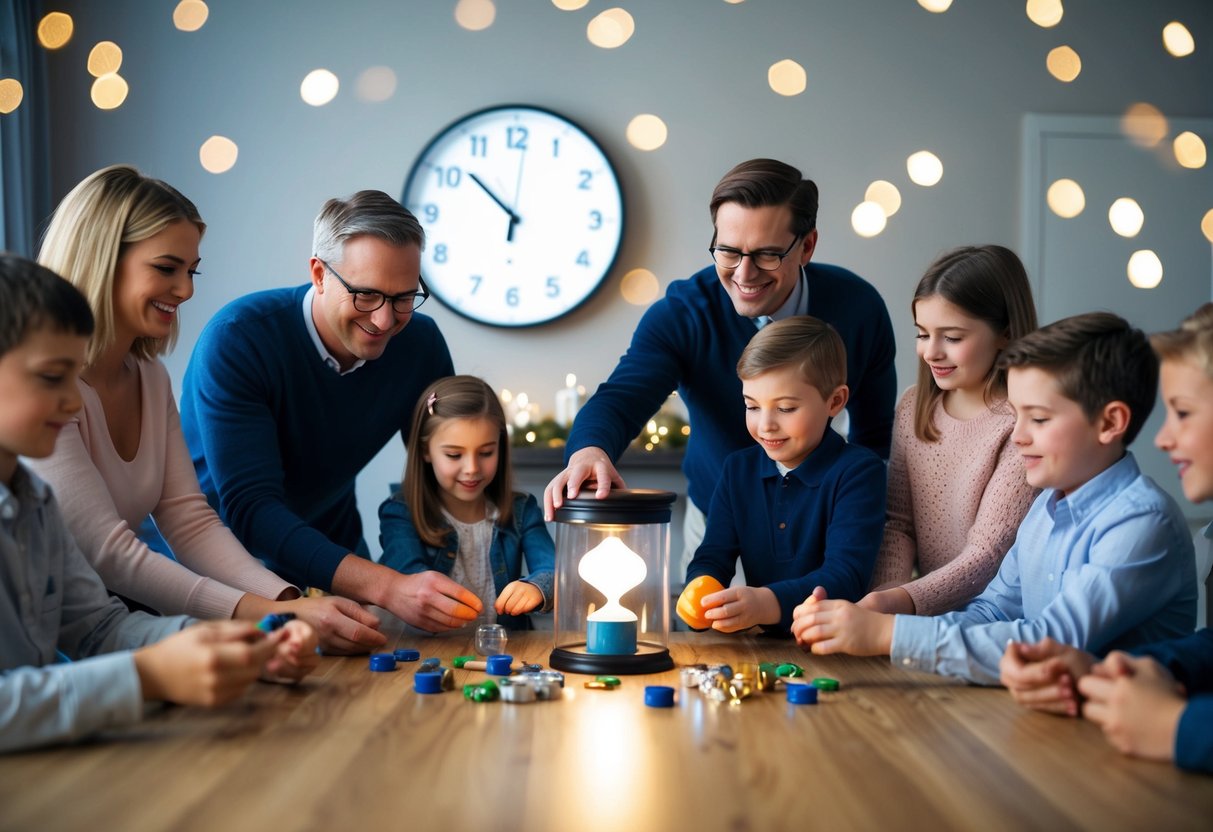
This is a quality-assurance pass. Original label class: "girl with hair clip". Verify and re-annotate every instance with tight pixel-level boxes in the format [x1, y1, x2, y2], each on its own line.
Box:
[30, 164, 384, 654]
[860, 244, 1040, 616]
[379, 375, 555, 629]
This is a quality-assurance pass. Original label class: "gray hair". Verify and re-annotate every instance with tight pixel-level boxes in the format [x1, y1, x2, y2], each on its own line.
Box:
[312, 190, 425, 263]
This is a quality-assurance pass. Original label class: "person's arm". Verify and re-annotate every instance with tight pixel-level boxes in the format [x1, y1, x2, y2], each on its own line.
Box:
[842, 293, 896, 459]
[866, 397, 916, 594]
[899, 436, 1037, 615]
[377, 494, 437, 575]
[683, 462, 742, 591]
[515, 494, 555, 611]
[766, 453, 888, 631]
[1133, 628, 1213, 692]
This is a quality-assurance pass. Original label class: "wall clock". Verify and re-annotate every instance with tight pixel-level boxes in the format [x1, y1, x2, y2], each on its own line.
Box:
[402, 104, 624, 327]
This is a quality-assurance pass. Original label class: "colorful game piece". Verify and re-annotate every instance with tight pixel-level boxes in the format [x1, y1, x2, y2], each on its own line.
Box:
[414, 671, 444, 694]
[676, 575, 725, 630]
[787, 683, 818, 705]
[256, 612, 296, 633]
[583, 680, 615, 690]
[775, 663, 805, 678]
[393, 648, 421, 663]
[594, 675, 622, 687]
[499, 679, 537, 703]
[463, 680, 500, 702]
[452, 655, 477, 669]
[369, 653, 397, 672]
[811, 677, 840, 691]
[418, 657, 441, 672]
[644, 685, 676, 708]
[485, 654, 515, 676]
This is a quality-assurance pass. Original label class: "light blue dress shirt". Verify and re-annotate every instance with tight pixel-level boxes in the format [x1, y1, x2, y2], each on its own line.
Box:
[891, 452, 1197, 685]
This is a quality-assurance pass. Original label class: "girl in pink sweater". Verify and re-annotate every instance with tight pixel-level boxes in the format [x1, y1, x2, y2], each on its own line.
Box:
[31, 165, 384, 654]
[859, 245, 1039, 616]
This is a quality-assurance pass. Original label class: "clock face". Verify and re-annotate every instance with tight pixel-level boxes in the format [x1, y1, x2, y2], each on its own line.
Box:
[402, 105, 624, 327]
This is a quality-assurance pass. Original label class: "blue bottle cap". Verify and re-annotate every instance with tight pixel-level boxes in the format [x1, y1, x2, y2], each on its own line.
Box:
[786, 682, 818, 705]
[644, 685, 676, 708]
[485, 654, 515, 676]
[418, 657, 441, 672]
[369, 653, 397, 672]
[393, 648, 421, 663]
[414, 671, 443, 694]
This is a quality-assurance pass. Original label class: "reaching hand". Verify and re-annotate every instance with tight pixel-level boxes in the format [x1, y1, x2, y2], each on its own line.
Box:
[791, 590, 893, 656]
[260, 619, 321, 683]
[280, 595, 385, 655]
[385, 570, 484, 632]
[134, 621, 279, 707]
[495, 580, 544, 616]
[999, 637, 1093, 716]
[543, 446, 627, 521]
[700, 585, 781, 633]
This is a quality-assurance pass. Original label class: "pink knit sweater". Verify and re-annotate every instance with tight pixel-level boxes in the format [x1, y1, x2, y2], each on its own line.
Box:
[28, 358, 294, 619]
[869, 386, 1039, 615]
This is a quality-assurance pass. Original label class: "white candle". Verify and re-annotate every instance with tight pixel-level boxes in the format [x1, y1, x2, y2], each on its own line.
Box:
[555, 373, 581, 427]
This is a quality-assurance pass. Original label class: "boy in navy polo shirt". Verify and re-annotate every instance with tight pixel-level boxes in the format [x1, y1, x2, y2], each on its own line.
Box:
[682, 316, 886, 635]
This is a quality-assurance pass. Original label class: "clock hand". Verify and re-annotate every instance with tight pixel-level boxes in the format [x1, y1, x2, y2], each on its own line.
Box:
[469, 173, 521, 242]
[510, 144, 528, 240]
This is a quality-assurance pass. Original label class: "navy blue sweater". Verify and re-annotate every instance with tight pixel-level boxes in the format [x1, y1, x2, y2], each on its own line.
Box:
[686, 430, 887, 633]
[180, 285, 453, 590]
[566, 263, 896, 511]
[1136, 628, 1213, 774]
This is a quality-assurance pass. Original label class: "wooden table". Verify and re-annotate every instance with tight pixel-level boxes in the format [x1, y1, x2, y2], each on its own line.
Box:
[3, 627, 1211, 832]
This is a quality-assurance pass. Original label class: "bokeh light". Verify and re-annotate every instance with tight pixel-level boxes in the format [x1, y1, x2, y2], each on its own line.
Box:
[199, 135, 238, 174]
[300, 69, 339, 106]
[0, 79, 24, 114]
[355, 66, 397, 102]
[621, 269, 660, 306]
[917, 0, 953, 12]
[1025, 0, 1063, 28]
[851, 202, 887, 238]
[626, 114, 668, 151]
[1108, 198, 1144, 237]
[87, 42, 123, 78]
[865, 180, 901, 217]
[1046, 178, 1085, 218]
[1121, 102, 1168, 148]
[587, 8, 635, 49]
[37, 12, 74, 49]
[1174, 132, 1207, 169]
[90, 73, 129, 110]
[454, 0, 496, 31]
[768, 59, 807, 96]
[1127, 250, 1162, 289]
[553, 0, 589, 9]
[1201, 209, 1213, 244]
[1163, 21, 1195, 57]
[1046, 46, 1081, 82]
[172, 0, 209, 32]
[907, 150, 943, 186]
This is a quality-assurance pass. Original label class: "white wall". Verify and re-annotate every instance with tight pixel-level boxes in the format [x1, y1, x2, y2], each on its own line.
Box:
[41, 0, 1213, 554]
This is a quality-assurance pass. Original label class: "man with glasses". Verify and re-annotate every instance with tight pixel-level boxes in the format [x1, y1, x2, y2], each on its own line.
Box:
[545, 159, 896, 574]
[180, 190, 481, 645]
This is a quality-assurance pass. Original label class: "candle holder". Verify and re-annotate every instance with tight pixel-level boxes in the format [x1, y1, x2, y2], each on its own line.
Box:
[550, 489, 676, 674]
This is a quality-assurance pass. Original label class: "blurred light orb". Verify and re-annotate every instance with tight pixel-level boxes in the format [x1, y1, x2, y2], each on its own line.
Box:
[917, 0, 953, 12]
[1201, 209, 1213, 244]
[0, 79, 24, 114]
[455, 0, 496, 31]
[300, 69, 339, 106]
[851, 201, 887, 238]
[91, 74, 129, 110]
[1162, 21, 1195, 57]
[355, 66, 397, 102]
[1174, 132, 1207, 169]
[626, 114, 668, 151]
[621, 269, 660, 306]
[587, 8, 635, 49]
[172, 0, 209, 32]
[1046, 178, 1085, 218]
[907, 150, 943, 186]
[768, 59, 807, 96]
[553, 0, 589, 9]
[1046, 45, 1081, 82]
[37, 12, 73, 49]
[1108, 198, 1145, 237]
[1127, 250, 1162, 289]
[865, 180, 902, 217]
[87, 42, 123, 77]
[199, 136, 239, 174]
[1026, 0, 1063, 28]
[1121, 102, 1168, 148]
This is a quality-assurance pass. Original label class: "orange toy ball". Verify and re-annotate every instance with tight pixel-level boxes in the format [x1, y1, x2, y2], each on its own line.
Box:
[677, 575, 725, 630]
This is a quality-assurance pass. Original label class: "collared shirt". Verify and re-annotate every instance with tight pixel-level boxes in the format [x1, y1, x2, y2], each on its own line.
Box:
[752, 266, 808, 330]
[302, 286, 365, 376]
[0, 464, 191, 752]
[891, 452, 1197, 685]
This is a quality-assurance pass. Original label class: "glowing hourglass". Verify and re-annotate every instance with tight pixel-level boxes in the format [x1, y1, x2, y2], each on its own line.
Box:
[580, 537, 646, 654]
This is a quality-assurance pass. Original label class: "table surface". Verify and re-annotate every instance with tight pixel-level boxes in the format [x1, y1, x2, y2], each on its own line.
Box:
[3, 626, 1212, 832]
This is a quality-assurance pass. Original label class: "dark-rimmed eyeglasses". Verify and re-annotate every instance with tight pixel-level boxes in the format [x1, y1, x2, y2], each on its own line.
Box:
[708, 234, 802, 271]
[317, 258, 428, 314]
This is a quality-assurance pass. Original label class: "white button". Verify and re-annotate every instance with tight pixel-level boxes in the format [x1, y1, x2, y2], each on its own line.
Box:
[902, 657, 912, 666]
[1048, 573, 1054, 581]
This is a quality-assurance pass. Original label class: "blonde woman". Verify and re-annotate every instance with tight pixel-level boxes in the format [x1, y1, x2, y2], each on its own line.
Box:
[31, 165, 383, 653]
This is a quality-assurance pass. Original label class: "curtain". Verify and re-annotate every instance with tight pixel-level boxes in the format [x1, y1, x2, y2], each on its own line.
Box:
[0, 0, 51, 257]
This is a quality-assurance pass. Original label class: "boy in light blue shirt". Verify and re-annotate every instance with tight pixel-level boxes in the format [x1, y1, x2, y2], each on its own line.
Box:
[791, 312, 1196, 684]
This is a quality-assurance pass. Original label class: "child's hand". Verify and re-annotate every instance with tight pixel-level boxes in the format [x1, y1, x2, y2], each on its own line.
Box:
[260, 619, 320, 683]
[279, 595, 385, 655]
[999, 637, 1093, 716]
[790, 598, 893, 656]
[1078, 652, 1187, 762]
[700, 586, 780, 633]
[857, 587, 915, 615]
[133, 621, 278, 707]
[495, 580, 543, 616]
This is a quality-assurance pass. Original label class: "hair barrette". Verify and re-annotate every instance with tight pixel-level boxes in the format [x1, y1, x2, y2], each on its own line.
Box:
[426, 392, 438, 416]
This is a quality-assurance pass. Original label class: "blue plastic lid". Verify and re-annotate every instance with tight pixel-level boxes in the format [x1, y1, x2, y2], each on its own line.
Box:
[369, 653, 397, 672]
[394, 648, 421, 663]
[414, 671, 443, 694]
[786, 683, 818, 705]
[485, 654, 515, 676]
[644, 685, 675, 708]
